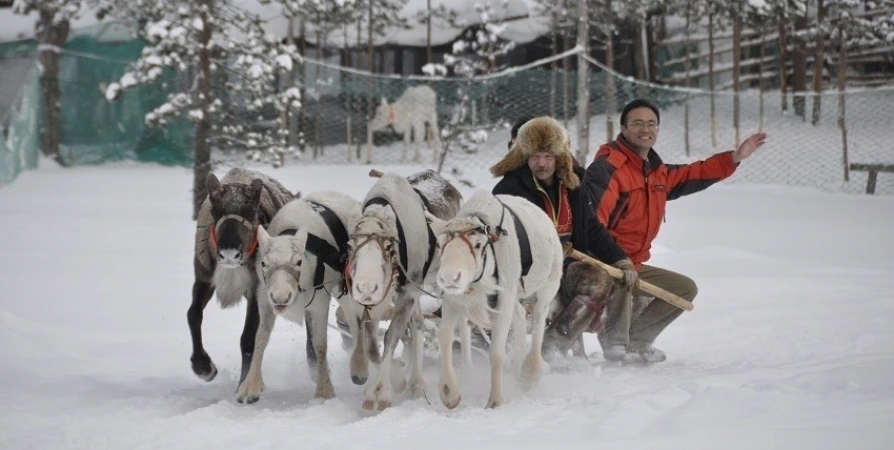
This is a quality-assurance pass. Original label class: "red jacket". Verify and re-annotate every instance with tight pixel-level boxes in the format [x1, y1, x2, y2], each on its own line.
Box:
[585, 135, 738, 269]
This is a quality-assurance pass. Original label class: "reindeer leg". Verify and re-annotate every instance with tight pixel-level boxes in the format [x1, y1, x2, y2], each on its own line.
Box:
[406, 300, 426, 399]
[307, 300, 335, 399]
[236, 290, 274, 404]
[363, 295, 414, 411]
[238, 291, 261, 386]
[188, 278, 217, 381]
[349, 314, 369, 385]
[486, 291, 515, 409]
[438, 301, 462, 409]
[412, 123, 422, 163]
[521, 280, 560, 390]
[459, 319, 473, 370]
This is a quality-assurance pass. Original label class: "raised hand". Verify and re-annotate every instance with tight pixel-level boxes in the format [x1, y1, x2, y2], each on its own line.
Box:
[732, 132, 768, 163]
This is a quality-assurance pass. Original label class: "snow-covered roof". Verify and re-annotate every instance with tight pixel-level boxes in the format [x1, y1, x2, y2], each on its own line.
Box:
[0, 7, 135, 43]
[1, 0, 550, 47]
[241, 0, 551, 48]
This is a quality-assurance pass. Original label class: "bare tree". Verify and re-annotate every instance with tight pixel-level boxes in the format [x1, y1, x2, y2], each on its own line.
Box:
[13, 0, 83, 166]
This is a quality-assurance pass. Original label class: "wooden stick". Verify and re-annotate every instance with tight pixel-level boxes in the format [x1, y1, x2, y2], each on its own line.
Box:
[568, 249, 694, 312]
[369, 169, 384, 178]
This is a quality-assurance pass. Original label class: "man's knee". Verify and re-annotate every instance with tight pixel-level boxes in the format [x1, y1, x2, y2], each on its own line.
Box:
[680, 275, 698, 302]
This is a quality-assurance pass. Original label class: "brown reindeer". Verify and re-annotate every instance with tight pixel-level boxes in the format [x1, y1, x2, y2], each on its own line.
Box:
[188, 168, 294, 385]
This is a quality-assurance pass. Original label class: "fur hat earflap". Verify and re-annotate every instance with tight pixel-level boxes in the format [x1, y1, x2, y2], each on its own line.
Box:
[490, 116, 579, 189]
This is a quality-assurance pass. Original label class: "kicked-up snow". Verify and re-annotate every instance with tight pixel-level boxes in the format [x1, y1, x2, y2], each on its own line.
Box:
[1, 160, 893, 449]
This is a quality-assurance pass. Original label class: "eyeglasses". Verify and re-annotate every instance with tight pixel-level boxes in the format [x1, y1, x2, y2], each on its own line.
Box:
[626, 121, 659, 131]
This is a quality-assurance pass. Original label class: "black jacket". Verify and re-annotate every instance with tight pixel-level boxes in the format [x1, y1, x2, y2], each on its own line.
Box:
[491, 164, 627, 265]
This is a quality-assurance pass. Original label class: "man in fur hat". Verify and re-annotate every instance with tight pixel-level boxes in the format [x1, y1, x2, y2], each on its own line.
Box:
[490, 116, 638, 362]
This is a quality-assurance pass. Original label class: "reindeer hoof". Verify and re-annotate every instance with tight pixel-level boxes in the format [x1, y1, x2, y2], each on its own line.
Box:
[351, 375, 367, 385]
[191, 358, 218, 382]
[237, 393, 260, 404]
[485, 397, 504, 409]
[362, 399, 376, 410]
[376, 400, 392, 411]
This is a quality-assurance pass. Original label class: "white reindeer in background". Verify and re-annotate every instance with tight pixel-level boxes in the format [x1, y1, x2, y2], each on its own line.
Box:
[367, 85, 441, 164]
[432, 191, 564, 409]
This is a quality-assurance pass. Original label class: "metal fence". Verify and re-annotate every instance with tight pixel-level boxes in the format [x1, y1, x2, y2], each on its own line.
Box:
[2, 44, 892, 195]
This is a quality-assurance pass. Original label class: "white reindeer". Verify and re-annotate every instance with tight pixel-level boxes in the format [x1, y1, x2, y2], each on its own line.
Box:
[432, 191, 564, 409]
[346, 171, 461, 411]
[367, 85, 441, 164]
[236, 191, 359, 404]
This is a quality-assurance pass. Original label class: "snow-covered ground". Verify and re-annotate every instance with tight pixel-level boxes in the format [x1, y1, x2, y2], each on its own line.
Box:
[1, 159, 893, 449]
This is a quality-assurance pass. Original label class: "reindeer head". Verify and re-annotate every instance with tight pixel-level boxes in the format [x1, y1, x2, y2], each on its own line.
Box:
[367, 97, 391, 133]
[434, 217, 495, 296]
[207, 173, 264, 268]
[256, 226, 308, 313]
[346, 205, 400, 307]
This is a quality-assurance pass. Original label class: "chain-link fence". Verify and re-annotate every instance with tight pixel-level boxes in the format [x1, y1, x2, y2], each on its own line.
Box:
[0, 45, 40, 186]
[0, 36, 193, 187]
[2, 41, 892, 195]
[293, 54, 893, 195]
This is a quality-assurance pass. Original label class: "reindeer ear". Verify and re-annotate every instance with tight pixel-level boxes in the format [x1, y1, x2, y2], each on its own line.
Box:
[257, 225, 271, 247]
[289, 228, 309, 254]
[206, 173, 221, 200]
[248, 179, 264, 201]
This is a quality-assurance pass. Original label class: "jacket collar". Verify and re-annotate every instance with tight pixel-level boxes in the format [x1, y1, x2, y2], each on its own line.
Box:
[614, 134, 664, 175]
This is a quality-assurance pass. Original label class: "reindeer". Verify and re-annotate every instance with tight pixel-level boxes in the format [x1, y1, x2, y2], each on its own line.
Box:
[345, 169, 461, 411]
[432, 191, 564, 409]
[188, 168, 294, 385]
[235, 191, 359, 404]
[367, 85, 441, 164]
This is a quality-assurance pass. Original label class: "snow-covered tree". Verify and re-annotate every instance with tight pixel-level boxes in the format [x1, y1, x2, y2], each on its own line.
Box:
[13, 0, 84, 166]
[97, 0, 303, 218]
[415, 1, 458, 65]
[421, 5, 514, 175]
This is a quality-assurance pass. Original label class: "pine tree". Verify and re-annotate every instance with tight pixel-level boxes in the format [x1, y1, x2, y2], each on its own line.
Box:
[97, 0, 303, 218]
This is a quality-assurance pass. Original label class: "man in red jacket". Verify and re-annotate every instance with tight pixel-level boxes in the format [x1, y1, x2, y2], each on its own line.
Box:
[585, 98, 767, 363]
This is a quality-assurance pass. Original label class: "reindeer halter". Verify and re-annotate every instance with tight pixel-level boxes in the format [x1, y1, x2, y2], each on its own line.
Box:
[345, 216, 401, 308]
[442, 213, 508, 286]
[208, 213, 259, 258]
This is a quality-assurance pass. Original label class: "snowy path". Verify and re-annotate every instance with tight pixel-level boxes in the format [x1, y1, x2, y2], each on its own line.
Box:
[1, 162, 893, 449]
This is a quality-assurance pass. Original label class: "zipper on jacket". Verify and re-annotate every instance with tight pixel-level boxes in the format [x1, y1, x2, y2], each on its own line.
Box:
[534, 177, 560, 225]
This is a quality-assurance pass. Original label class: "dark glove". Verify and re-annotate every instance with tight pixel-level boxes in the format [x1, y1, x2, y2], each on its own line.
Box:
[613, 258, 638, 289]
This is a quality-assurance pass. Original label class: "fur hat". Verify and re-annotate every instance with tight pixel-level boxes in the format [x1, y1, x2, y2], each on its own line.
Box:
[490, 116, 579, 189]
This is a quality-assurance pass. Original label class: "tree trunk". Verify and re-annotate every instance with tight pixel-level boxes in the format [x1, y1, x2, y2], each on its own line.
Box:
[646, 17, 657, 83]
[193, 0, 214, 220]
[343, 23, 352, 161]
[759, 23, 766, 132]
[708, 6, 716, 147]
[299, 18, 308, 155]
[366, 0, 374, 164]
[811, 0, 826, 125]
[550, 12, 558, 117]
[37, 8, 70, 167]
[777, 22, 789, 112]
[838, 24, 848, 182]
[426, 0, 432, 64]
[683, 2, 691, 156]
[563, 33, 570, 129]
[732, 7, 741, 147]
[793, 6, 808, 119]
[575, 0, 589, 164]
[633, 16, 648, 98]
[605, 0, 616, 143]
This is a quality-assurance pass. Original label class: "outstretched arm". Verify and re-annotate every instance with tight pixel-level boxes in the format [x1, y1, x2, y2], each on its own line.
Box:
[666, 133, 767, 201]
